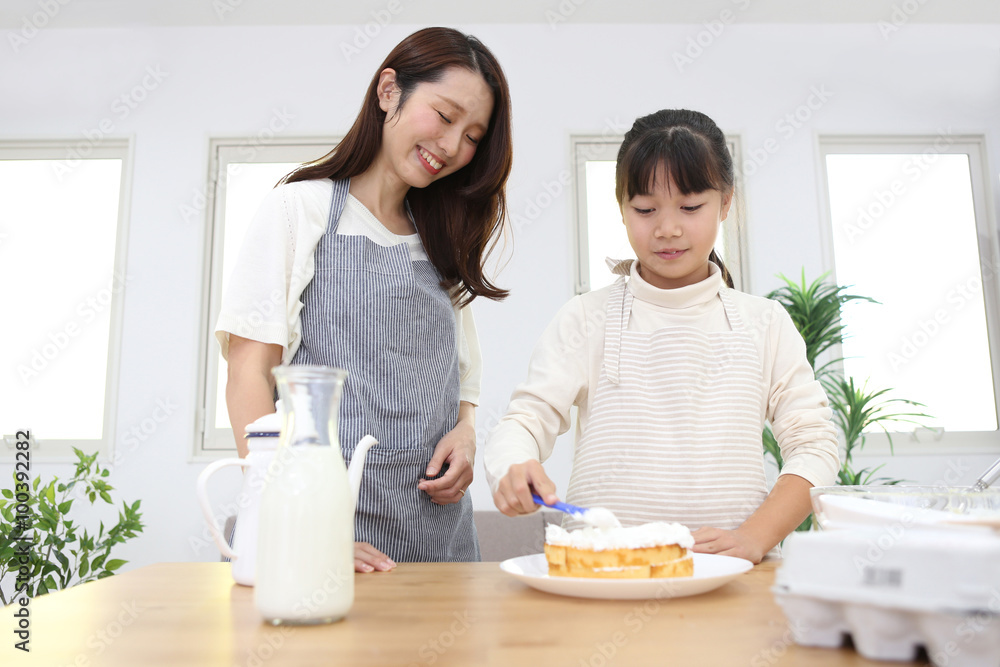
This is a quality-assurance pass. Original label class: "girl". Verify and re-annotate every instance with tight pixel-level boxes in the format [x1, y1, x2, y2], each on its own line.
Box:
[484, 109, 838, 563]
[216, 27, 512, 572]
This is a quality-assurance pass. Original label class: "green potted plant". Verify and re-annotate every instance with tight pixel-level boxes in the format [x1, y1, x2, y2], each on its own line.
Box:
[762, 271, 930, 529]
[0, 447, 145, 604]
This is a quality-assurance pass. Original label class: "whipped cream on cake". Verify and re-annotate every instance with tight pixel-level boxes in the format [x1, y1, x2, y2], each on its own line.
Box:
[544, 522, 695, 579]
[545, 523, 695, 551]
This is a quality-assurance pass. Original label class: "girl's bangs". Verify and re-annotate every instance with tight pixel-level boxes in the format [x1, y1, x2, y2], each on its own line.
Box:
[621, 129, 724, 199]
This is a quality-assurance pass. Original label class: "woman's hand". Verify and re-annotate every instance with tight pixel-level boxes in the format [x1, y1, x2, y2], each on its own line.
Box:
[493, 460, 557, 517]
[418, 417, 475, 505]
[354, 542, 396, 573]
[690, 527, 766, 564]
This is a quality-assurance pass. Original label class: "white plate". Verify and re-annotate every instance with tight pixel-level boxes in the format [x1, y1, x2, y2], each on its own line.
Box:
[499, 552, 753, 600]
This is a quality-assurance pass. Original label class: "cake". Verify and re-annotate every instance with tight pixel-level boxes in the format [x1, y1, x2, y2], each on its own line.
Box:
[543, 522, 695, 578]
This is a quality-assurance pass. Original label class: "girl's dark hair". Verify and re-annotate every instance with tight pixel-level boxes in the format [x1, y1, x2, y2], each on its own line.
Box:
[615, 109, 735, 288]
[282, 27, 513, 306]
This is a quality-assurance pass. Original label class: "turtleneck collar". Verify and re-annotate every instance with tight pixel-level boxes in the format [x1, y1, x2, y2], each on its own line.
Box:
[618, 259, 724, 309]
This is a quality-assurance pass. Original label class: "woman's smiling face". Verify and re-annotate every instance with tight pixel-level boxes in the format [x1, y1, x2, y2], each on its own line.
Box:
[622, 168, 733, 290]
[377, 66, 493, 189]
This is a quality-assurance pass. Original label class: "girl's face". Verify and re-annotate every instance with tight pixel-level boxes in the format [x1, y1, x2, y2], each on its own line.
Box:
[622, 171, 733, 290]
[377, 66, 493, 189]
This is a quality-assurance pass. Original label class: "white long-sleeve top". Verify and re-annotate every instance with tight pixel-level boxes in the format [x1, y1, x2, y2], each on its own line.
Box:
[483, 261, 840, 493]
[215, 178, 483, 404]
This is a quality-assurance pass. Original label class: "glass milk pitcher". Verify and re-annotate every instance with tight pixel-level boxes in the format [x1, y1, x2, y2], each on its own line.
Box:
[254, 365, 377, 625]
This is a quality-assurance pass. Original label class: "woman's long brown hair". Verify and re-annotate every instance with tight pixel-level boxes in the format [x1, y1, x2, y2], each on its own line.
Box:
[282, 27, 513, 306]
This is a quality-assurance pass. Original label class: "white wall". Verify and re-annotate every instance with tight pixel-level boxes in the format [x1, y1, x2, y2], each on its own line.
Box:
[3, 22, 999, 571]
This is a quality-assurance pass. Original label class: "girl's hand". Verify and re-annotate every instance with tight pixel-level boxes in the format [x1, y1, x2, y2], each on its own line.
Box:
[493, 460, 557, 517]
[690, 526, 766, 564]
[418, 420, 476, 505]
[354, 542, 396, 573]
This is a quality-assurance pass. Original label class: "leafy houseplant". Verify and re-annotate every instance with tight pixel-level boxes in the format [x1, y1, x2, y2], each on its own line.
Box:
[0, 447, 145, 605]
[762, 272, 930, 529]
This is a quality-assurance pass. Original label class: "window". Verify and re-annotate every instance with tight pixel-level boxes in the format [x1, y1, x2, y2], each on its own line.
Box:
[819, 135, 1000, 452]
[572, 136, 748, 294]
[1, 139, 131, 461]
[196, 138, 337, 456]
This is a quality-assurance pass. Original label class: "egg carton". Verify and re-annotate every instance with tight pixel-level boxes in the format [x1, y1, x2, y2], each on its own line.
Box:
[773, 527, 1000, 666]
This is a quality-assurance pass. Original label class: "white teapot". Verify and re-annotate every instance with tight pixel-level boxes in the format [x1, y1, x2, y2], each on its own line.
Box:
[196, 409, 277, 586]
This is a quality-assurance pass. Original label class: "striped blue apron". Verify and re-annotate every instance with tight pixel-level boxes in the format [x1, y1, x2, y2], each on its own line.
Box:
[290, 178, 480, 562]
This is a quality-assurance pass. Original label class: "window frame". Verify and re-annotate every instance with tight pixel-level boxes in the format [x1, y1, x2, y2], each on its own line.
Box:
[571, 134, 748, 295]
[1, 138, 133, 462]
[817, 134, 1000, 455]
[194, 137, 338, 459]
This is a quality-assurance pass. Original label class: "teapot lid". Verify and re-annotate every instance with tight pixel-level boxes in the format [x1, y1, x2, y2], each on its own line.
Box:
[244, 400, 283, 437]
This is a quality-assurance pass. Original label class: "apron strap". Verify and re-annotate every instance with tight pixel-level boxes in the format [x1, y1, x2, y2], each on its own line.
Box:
[326, 178, 351, 234]
[602, 277, 631, 386]
[718, 287, 746, 331]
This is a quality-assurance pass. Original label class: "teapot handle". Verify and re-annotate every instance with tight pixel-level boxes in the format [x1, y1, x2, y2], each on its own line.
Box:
[196, 458, 251, 560]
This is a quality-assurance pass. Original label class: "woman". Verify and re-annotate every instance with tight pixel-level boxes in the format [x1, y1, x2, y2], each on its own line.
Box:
[216, 27, 513, 571]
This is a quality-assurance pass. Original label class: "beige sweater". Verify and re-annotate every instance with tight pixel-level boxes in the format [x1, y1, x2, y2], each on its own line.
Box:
[483, 261, 840, 494]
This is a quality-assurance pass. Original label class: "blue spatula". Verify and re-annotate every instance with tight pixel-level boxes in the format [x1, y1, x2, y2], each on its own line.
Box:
[531, 494, 621, 528]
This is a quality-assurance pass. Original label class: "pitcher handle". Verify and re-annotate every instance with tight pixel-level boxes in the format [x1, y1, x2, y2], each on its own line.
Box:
[196, 458, 251, 560]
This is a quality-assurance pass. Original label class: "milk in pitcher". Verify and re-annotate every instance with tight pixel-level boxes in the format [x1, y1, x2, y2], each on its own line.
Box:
[255, 444, 355, 624]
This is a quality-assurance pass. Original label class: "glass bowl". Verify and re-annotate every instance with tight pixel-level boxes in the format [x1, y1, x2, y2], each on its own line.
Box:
[809, 485, 1000, 529]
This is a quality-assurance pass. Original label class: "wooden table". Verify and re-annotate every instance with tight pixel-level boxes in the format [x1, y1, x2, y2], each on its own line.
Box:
[4, 560, 926, 666]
